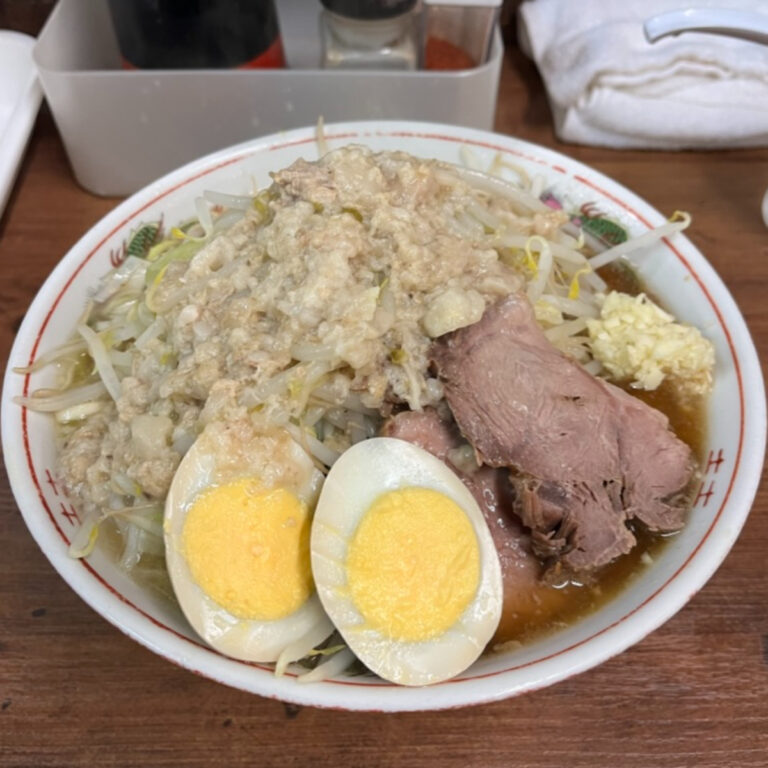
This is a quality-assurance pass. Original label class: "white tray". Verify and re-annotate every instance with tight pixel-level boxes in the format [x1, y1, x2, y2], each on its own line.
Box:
[0, 31, 43, 219]
[34, 0, 503, 197]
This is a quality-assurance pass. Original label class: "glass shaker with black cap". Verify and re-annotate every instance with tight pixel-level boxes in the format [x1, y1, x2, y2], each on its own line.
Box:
[320, 0, 418, 70]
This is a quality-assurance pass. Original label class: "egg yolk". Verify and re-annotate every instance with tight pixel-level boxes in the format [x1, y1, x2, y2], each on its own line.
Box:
[346, 487, 480, 643]
[182, 478, 312, 621]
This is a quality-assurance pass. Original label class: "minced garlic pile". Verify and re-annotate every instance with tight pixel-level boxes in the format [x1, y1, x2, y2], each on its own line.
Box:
[587, 292, 714, 396]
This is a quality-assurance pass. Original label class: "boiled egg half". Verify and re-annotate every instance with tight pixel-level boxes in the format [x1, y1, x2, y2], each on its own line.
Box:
[311, 437, 503, 686]
[164, 419, 333, 667]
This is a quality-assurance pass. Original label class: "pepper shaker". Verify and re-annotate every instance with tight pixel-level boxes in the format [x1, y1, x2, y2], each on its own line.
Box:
[320, 0, 418, 70]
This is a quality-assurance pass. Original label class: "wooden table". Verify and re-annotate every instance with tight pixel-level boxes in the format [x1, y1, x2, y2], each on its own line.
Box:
[1, 35, 767, 768]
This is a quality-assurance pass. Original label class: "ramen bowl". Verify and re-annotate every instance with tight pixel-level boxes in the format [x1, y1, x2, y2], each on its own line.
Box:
[3, 121, 765, 711]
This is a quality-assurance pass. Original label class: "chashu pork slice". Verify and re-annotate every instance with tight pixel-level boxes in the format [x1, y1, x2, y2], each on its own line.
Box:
[430, 293, 695, 576]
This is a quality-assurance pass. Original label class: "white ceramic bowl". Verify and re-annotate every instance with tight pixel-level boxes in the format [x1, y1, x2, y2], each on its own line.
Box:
[3, 121, 765, 711]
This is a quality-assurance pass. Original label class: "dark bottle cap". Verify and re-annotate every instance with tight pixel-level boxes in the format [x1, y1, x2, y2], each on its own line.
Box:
[321, 0, 417, 20]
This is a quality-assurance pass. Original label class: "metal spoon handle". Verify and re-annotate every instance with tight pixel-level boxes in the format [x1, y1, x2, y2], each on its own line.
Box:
[644, 8, 768, 46]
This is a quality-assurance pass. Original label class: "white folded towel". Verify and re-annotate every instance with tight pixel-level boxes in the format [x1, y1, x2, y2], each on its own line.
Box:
[517, 0, 768, 149]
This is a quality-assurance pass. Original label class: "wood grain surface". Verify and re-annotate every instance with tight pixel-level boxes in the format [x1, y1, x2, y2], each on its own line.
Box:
[1, 27, 767, 768]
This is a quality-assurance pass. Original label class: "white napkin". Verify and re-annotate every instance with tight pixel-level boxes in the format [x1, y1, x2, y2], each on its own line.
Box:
[517, 0, 768, 149]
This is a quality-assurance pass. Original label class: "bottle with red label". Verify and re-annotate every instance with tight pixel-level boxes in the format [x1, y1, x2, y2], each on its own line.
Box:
[107, 0, 285, 70]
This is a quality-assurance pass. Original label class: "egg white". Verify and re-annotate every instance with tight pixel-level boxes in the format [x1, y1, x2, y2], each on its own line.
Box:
[164, 420, 333, 664]
[311, 437, 503, 686]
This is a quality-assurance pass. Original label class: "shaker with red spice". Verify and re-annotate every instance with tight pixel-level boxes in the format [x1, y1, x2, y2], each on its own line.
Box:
[423, 0, 501, 71]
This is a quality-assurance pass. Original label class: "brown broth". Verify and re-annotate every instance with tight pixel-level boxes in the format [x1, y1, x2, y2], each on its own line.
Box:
[493, 527, 668, 648]
[491, 261, 706, 649]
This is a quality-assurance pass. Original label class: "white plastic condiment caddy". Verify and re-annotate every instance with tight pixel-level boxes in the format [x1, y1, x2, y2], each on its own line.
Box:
[33, 0, 503, 196]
